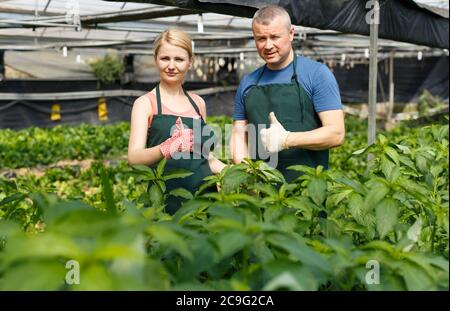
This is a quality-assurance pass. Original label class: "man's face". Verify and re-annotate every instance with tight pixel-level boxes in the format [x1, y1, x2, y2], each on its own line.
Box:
[252, 16, 294, 70]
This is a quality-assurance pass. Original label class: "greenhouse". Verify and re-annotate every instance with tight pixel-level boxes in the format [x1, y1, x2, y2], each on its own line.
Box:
[0, 0, 448, 297]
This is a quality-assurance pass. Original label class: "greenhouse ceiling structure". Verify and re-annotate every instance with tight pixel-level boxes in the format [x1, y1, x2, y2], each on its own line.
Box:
[0, 0, 448, 60]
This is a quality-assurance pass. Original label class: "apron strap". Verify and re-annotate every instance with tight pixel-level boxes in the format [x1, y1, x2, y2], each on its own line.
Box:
[290, 53, 305, 123]
[255, 65, 266, 85]
[183, 88, 203, 120]
[255, 51, 304, 122]
[155, 84, 163, 115]
[156, 83, 203, 120]
[291, 51, 298, 82]
[256, 50, 298, 85]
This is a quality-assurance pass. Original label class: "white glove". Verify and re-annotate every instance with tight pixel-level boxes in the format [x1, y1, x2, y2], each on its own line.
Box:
[259, 112, 290, 153]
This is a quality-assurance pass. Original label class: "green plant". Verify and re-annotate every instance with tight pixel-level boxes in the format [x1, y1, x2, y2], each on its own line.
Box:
[0, 115, 448, 291]
[89, 53, 124, 89]
[417, 90, 447, 118]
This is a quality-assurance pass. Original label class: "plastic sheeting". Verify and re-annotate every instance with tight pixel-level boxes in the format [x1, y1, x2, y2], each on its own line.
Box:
[129, 0, 449, 48]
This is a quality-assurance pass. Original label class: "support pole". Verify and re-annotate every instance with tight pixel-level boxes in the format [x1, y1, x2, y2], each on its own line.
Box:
[386, 51, 395, 127]
[368, 1, 379, 147]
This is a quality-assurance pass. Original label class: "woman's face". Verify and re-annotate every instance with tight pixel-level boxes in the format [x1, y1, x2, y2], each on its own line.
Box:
[155, 42, 192, 85]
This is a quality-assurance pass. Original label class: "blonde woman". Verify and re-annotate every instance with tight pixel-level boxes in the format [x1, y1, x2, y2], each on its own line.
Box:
[128, 28, 226, 214]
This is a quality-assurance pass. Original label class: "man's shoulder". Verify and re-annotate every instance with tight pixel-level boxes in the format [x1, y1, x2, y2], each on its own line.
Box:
[243, 65, 265, 81]
[296, 55, 326, 72]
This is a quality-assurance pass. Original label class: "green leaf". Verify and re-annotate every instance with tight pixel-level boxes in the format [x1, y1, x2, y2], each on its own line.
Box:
[131, 165, 155, 180]
[0, 193, 26, 207]
[400, 262, 435, 291]
[162, 169, 193, 181]
[263, 271, 305, 291]
[384, 146, 400, 165]
[335, 177, 367, 195]
[375, 198, 399, 239]
[173, 199, 209, 223]
[318, 218, 341, 239]
[148, 184, 164, 206]
[156, 158, 166, 177]
[352, 147, 368, 155]
[2, 233, 83, 268]
[430, 165, 443, 178]
[403, 217, 423, 252]
[214, 231, 252, 260]
[100, 167, 116, 214]
[266, 233, 331, 274]
[348, 193, 375, 227]
[147, 224, 193, 261]
[253, 182, 278, 198]
[325, 189, 352, 210]
[177, 238, 216, 281]
[0, 220, 22, 238]
[378, 134, 388, 146]
[394, 143, 411, 154]
[286, 164, 315, 175]
[363, 182, 390, 212]
[380, 156, 396, 179]
[222, 170, 248, 194]
[307, 177, 327, 206]
[0, 261, 67, 290]
[169, 188, 193, 200]
[251, 238, 275, 263]
[263, 259, 319, 290]
[416, 155, 428, 173]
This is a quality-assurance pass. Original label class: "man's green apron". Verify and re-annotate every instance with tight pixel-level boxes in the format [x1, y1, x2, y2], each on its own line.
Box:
[244, 55, 328, 183]
[146, 84, 215, 214]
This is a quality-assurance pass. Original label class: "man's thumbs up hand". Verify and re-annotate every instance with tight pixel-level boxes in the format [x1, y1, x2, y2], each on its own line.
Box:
[269, 112, 280, 125]
[260, 112, 290, 153]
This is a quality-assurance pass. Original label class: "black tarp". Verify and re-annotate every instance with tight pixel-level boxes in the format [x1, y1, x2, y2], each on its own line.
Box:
[0, 51, 4, 82]
[0, 81, 232, 129]
[335, 55, 449, 103]
[113, 0, 448, 48]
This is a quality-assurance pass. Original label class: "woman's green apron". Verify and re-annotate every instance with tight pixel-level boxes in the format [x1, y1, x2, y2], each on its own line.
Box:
[146, 84, 215, 214]
[244, 54, 328, 183]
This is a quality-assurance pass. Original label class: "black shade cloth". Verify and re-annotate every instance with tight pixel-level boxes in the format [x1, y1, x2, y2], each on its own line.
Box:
[109, 0, 449, 48]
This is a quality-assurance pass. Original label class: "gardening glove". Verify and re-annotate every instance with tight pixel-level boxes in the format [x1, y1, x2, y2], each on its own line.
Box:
[259, 112, 290, 153]
[160, 117, 193, 159]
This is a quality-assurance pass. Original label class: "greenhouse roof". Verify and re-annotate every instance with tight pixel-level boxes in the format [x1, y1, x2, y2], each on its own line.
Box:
[0, 0, 448, 58]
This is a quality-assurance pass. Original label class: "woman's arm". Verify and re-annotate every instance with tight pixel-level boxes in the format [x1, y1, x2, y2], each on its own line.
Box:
[127, 95, 164, 166]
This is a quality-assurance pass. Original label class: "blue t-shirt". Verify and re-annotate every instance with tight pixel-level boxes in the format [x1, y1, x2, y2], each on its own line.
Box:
[233, 55, 342, 121]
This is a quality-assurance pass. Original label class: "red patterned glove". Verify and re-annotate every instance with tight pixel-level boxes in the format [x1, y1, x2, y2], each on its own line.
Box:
[160, 117, 194, 159]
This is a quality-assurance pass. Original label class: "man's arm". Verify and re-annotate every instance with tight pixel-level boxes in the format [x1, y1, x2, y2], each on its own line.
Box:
[285, 109, 345, 150]
[231, 120, 249, 163]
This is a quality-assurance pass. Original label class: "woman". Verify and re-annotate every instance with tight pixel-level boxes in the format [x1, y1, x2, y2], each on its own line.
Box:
[128, 28, 226, 214]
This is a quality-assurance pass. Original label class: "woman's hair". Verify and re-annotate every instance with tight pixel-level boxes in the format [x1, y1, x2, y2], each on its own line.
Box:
[153, 28, 193, 59]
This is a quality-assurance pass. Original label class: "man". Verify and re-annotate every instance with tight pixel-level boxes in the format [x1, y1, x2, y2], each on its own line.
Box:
[231, 5, 345, 182]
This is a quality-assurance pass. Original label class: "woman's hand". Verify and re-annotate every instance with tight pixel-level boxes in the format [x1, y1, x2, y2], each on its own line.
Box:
[160, 117, 194, 159]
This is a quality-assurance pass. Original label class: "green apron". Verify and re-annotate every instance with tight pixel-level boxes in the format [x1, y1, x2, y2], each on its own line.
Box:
[244, 54, 328, 183]
[146, 84, 215, 214]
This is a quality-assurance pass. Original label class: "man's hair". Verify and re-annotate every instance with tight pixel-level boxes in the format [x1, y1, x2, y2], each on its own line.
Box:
[252, 5, 292, 29]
